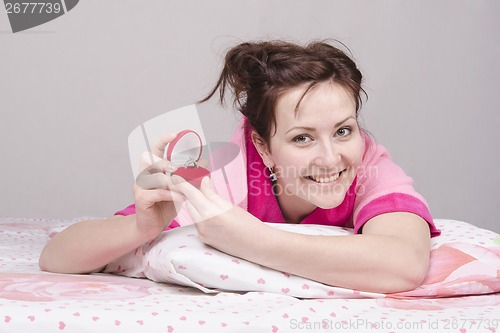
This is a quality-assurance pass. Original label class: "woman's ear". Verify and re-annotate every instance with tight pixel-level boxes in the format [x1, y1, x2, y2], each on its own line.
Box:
[251, 131, 273, 167]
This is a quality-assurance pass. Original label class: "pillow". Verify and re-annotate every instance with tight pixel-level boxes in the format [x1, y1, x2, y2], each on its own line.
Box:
[103, 219, 500, 299]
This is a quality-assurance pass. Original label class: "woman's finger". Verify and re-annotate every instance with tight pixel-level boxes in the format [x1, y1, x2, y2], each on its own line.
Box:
[138, 152, 177, 175]
[136, 172, 170, 190]
[137, 158, 177, 182]
[133, 185, 186, 205]
[139, 151, 160, 174]
[198, 177, 233, 211]
[152, 133, 178, 159]
[170, 175, 213, 211]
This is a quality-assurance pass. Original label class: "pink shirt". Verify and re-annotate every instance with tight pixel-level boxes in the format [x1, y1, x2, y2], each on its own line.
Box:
[116, 118, 440, 237]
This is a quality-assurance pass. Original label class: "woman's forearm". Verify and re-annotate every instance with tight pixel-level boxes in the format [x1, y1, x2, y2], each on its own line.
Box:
[256, 229, 428, 293]
[39, 215, 160, 274]
[198, 220, 429, 294]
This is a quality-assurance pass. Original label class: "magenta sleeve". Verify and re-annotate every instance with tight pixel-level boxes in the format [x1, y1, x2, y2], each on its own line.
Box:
[114, 204, 136, 216]
[354, 193, 440, 237]
[353, 135, 441, 237]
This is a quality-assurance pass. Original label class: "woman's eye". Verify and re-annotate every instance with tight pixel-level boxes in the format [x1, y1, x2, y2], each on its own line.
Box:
[336, 127, 351, 137]
[292, 135, 311, 143]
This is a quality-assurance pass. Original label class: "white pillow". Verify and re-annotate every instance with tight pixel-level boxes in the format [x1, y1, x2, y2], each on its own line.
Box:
[103, 220, 500, 299]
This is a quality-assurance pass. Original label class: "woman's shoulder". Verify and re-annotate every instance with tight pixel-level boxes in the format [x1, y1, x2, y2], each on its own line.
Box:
[356, 131, 414, 193]
[360, 131, 392, 167]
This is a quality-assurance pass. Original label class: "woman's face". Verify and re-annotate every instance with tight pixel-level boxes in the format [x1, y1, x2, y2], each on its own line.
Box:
[255, 81, 364, 220]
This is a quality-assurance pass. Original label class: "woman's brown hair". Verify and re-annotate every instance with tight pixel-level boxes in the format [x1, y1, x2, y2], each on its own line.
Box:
[200, 40, 366, 144]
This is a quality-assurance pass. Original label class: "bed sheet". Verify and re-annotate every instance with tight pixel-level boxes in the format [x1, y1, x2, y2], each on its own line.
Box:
[1, 217, 499, 333]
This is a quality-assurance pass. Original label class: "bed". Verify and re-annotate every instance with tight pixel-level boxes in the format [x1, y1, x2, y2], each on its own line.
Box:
[1, 216, 499, 333]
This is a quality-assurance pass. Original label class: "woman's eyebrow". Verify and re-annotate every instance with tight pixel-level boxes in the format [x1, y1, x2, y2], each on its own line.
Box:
[334, 116, 356, 128]
[285, 116, 356, 134]
[285, 126, 315, 134]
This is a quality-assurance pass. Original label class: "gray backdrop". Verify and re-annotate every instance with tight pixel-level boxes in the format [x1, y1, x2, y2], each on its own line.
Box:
[1, 0, 499, 232]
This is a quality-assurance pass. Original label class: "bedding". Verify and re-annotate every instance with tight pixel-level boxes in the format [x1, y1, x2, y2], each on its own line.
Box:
[1, 216, 499, 333]
[104, 219, 500, 299]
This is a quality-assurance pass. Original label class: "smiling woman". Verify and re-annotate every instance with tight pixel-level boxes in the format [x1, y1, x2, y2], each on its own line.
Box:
[258, 82, 364, 220]
[39, 40, 441, 294]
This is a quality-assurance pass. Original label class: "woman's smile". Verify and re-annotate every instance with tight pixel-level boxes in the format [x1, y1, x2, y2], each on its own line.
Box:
[306, 169, 344, 184]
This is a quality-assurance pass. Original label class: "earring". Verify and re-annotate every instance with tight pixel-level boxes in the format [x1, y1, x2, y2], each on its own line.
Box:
[268, 166, 277, 182]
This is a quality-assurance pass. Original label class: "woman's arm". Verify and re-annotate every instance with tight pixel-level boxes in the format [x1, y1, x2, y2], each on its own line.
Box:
[40, 180, 183, 274]
[196, 209, 430, 293]
[178, 177, 431, 294]
[197, 211, 430, 294]
[40, 133, 184, 274]
[39, 214, 163, 274]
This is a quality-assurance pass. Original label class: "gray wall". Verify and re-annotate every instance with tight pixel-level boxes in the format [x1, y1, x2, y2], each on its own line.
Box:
[1, 1, 498, 232]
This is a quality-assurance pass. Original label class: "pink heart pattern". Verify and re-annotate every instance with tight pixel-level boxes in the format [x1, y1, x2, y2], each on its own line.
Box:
[1, 218, 499, 332]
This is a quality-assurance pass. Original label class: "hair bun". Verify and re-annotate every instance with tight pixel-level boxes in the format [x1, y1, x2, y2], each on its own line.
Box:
[200, 40, 365, 143]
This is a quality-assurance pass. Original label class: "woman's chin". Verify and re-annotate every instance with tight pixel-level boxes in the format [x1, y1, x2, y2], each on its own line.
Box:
[307, 194, 347, 210]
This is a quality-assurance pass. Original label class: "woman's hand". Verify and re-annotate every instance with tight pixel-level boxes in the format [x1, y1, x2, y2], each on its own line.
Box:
[134, 134, 185, 238]
[171, 175, 262, 251]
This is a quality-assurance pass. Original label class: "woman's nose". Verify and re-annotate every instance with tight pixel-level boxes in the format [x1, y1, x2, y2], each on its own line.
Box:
[313, 142, 341, 167]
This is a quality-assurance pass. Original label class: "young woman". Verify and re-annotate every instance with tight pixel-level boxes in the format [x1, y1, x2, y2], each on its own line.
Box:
[39, 40, 440, 294]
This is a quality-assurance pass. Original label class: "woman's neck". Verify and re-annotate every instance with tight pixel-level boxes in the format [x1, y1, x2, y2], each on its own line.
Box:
[273, 185, 317, 224]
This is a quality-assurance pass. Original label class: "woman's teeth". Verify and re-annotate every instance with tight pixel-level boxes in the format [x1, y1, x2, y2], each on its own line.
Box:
[308, 172, 341, 183]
